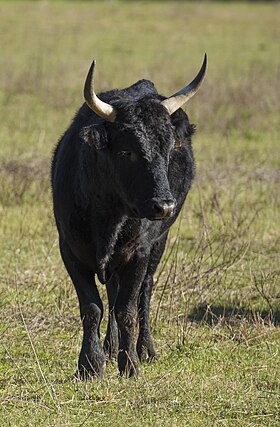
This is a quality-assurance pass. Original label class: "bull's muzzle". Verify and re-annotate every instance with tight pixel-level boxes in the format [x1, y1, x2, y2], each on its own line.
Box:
[149, 198, 176, 220]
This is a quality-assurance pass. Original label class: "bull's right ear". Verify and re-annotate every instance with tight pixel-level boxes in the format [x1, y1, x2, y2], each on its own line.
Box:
[80, 124, 108, 150]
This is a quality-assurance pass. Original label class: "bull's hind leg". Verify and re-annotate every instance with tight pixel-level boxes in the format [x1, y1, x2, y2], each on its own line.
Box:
[137, 233, 168, 362]
[103, 277, 119, 360]
[59, 240, 105, 379]
[137, 275, 157, 362]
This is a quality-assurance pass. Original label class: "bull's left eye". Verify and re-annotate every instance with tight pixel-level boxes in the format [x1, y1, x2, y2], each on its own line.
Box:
[117, 150, 137, 161]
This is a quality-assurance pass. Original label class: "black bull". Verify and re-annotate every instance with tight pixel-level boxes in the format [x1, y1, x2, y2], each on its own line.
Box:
[51, 56, 207, 378]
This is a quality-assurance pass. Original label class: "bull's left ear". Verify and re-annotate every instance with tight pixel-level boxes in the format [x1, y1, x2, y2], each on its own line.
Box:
[172, 114, 196, 143]
[80, 124, 108, 150]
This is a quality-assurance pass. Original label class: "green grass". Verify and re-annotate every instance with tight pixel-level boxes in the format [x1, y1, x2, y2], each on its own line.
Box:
[0, 1, 280, 426]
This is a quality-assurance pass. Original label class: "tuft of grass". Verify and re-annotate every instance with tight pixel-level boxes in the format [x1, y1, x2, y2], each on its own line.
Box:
[0, 1, 280, 426]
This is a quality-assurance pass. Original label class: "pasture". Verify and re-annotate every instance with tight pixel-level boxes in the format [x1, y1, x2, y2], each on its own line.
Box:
[0, 1, 279, 425]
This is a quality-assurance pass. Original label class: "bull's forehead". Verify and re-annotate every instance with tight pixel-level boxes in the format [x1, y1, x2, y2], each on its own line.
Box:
[114, 98, 175, 158]
[113, 97, 170, 126]
[136, 121, 174, 161]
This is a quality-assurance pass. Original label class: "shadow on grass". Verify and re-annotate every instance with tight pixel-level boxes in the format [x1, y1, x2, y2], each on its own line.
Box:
[188, 304, 280, 326]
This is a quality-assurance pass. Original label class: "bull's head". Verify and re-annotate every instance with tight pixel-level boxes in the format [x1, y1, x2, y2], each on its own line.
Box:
[81, 55, 207, 221]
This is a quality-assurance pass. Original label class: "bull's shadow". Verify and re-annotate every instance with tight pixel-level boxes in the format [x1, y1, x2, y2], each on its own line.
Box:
[187, 304, 280, 326]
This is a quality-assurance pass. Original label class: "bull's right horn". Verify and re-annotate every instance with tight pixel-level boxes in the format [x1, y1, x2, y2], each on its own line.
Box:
[84, 60, 117, 122]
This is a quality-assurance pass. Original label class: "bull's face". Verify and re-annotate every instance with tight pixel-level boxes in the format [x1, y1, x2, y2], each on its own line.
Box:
[81, 55, 207, 220]
[106, 100, 176, 220]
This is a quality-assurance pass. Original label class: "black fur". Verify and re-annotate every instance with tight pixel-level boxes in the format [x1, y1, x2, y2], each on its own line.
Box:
[51, 78, 195, 378]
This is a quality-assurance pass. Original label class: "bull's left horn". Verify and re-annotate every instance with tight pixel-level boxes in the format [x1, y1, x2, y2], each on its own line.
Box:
[161, 53, 207, 115]
[84, 60, 117, 122]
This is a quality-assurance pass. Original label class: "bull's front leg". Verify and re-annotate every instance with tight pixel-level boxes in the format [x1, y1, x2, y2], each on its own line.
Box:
[59, 240, 105, 379]
[115, 253, 148, 377]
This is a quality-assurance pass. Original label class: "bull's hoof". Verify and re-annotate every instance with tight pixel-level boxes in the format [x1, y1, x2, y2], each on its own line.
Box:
[76, 355, 106, 380]
[118, 350, 140, 378]
[75, 364, 104, 380]
[77, 340, 106, 380]
[137, 336, 157, 362]
[137, 346, 157, 363]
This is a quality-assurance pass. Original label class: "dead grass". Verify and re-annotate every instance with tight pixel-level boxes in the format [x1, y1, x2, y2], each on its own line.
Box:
[0, 157, 50, 205]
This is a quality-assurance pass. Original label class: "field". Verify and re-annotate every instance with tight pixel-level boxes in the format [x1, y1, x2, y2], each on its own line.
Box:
[0, 1, 279, 426]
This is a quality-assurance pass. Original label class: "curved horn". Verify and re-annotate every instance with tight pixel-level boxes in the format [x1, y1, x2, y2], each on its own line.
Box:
[161, 53, 208, 115]
[84, 60, 117, 122]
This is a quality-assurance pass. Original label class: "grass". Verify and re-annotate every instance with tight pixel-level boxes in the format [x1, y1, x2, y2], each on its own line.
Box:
[0, 1, 280, 426]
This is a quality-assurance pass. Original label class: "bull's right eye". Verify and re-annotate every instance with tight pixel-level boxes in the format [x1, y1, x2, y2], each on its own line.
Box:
[118, 150, 132, 157]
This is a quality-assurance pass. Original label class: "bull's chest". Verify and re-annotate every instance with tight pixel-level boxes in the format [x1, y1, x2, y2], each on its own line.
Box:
[106, 222, 146, 272]
[113, 234, 142, 267]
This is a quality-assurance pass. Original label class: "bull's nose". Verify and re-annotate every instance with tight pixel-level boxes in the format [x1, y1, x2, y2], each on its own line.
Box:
[151, 198, 176, 220]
